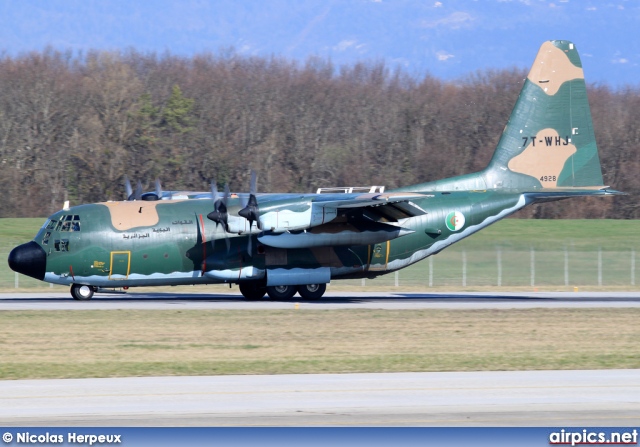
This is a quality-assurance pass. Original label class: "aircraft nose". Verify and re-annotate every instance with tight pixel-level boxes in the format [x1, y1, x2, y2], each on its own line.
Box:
[8, 241, 46, 281]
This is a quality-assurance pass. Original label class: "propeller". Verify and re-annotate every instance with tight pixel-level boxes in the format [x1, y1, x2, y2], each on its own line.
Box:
[238, 171, 262, 231]
[237, 171, 262, 256]
[206, 181, 231, 252]
[125, 176, 168, 201]
[124, 176, 143, 201]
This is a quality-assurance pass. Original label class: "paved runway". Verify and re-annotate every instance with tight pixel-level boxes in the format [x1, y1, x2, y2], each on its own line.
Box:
[2, 292, 638, 427]
[1, 291, 640, 310]
[1, 370, 638, 426]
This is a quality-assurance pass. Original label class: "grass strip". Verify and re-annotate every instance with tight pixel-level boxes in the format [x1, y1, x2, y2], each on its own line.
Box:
[1, 308, 638, 380]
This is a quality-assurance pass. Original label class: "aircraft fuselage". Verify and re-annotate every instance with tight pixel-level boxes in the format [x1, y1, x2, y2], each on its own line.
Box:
[12, 190, 526, 290]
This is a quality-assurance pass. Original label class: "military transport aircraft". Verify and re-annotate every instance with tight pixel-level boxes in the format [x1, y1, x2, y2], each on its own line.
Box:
[9, 40, 621, 301]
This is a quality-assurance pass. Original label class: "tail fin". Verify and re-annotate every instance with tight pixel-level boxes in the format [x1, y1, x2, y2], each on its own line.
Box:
[485, 40, 604, 190]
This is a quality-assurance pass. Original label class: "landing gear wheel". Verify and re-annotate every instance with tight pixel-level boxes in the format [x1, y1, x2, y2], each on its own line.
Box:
[266, 285, 297, 300]
[297, 283, 327, 300]
[239, 282, 267, 300]
[70, 284, 95, 301]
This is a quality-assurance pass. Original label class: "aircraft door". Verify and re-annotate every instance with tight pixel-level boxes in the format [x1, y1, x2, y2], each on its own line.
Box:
[109, 251, 131, 279]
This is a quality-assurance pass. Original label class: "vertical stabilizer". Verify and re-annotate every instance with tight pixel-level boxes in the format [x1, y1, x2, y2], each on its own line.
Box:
[484, 40, 604, 190]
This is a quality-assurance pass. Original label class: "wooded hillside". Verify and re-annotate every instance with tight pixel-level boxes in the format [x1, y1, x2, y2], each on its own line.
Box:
[0, 49, 637, 218]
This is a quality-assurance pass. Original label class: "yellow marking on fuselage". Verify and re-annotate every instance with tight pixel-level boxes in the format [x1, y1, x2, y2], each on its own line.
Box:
[109, 251, 131, 279]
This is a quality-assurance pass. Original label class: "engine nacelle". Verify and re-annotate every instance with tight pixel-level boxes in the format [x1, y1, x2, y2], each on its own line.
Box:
[258, 221, 414, 249]
[227, 201, 338, 234]
[260, 203, 337, 233]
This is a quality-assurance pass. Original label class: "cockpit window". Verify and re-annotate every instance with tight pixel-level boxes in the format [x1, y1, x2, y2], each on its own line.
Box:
[56, 215, 81, 232]
[42, 231, 51, 245]
[46, 220, 57, 230]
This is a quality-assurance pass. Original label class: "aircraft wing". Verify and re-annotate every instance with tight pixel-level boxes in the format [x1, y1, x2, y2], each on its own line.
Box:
[228, 192, 433, 234]
[314, 192, 429, 207]
[313, 192, 431, 219]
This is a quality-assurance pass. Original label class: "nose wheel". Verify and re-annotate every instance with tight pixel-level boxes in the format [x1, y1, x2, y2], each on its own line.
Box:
[70, 284, 95, 301]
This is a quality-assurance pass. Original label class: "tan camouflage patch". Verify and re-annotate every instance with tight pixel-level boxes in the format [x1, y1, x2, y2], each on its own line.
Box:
[527, 41, 583, 96]
[100, 202, 160, 231]
[508, 128, 577, 187]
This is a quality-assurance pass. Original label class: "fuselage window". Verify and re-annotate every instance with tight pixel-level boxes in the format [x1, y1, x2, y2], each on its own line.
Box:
[54, 239, 69, 252]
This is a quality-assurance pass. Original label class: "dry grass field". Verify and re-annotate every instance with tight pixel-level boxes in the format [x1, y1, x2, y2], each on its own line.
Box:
[1, 308, 638, 380]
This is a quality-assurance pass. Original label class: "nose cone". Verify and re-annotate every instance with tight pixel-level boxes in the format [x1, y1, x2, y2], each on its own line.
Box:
[8, 241, 46, 281]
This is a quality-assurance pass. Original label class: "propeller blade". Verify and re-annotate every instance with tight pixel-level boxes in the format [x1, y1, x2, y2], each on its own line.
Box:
[206, 180, 231, 249]
[134, 181, 143, 201]
[124, 176, 133, 200]
[224, 183, 230, 205]
[224, 231, 231, 253]
[155, 178, 162, 199]
[211, 181, 220, 204]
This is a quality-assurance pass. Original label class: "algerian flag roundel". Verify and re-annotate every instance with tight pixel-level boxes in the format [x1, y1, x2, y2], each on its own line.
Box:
[445, 211, 465, 232]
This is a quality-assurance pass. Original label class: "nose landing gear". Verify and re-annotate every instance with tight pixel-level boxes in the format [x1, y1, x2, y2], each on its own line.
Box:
[70, 284, 96, 301]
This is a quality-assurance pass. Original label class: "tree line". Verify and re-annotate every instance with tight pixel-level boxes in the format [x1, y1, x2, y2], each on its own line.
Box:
[0, 48, 637, 219]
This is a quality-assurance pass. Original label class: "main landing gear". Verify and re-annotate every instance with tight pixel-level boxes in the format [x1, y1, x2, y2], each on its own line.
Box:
[70, 284, 96, 301]
[238, 282, 327, 301]
[238, 281, 268, 301]
[297, 283, 326, 300]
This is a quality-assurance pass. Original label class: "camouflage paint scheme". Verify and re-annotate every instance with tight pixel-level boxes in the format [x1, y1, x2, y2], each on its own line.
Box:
[8, 41, 622, 300]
